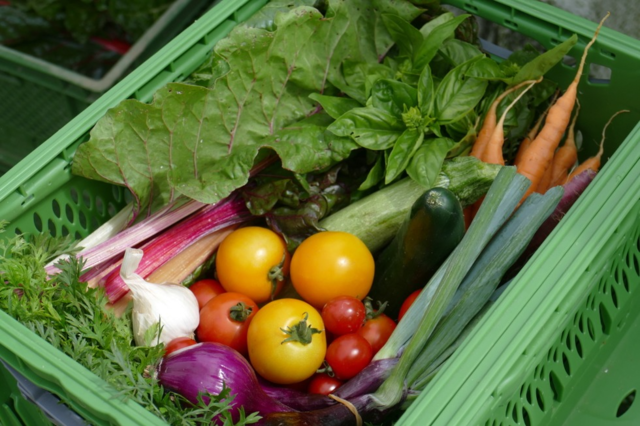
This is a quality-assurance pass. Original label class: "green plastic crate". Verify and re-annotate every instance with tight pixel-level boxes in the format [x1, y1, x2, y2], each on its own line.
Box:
[0, 0, 213, 176]
[0, 0, 638, 425]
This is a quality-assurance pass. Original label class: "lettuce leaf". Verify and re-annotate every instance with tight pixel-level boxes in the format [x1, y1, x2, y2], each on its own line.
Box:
[72, 0, 422, 216]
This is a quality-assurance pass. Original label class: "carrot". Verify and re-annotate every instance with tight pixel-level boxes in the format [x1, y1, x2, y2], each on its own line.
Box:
[535, 163, 554, 194]
[547, 99, 581, 188]
[482, 79, 541, 165]
[470, 79, 544, 160]
[514, 90, 559, 167]
[517, 13, 609, 201]
[565, 109, 629, 183]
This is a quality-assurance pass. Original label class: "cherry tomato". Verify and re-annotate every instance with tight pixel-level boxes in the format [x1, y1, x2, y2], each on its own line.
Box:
[164, 337, 197, 356]
[321, 296, 366, 336]
[325, 333, 372, 380]
[197, 292, 259, 355]
[216, 227, 290, 304]
[357, 314, 396, 355]
[398, 289, 421, 322]
[308, 373, 343, 396]
[189, 279, 225, 310]
[290, 232, 374, 308]
[248, 299, 326, 385]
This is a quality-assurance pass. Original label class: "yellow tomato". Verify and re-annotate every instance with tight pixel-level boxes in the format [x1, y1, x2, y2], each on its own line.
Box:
[216, 227, 289, 304]
[290, 231, 374, 308]
[247, 299, 326, 384]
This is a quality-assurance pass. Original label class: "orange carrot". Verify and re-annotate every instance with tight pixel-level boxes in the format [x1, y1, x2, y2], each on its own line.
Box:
[547, 99, 581, 188]
[565, 109, 629, 183]
[470, 80, 544, 160]
[517, 13, 609, 201]
[535, 163, 554, 194]
[482, 79, 541, 165]
[514, 90, 559, 167]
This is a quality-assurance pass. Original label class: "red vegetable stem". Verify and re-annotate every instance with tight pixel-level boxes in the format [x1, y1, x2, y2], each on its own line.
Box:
[103, 195, 251, 303]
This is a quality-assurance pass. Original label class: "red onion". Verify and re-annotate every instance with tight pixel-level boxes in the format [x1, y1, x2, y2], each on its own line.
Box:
[157, 343, 293, 423]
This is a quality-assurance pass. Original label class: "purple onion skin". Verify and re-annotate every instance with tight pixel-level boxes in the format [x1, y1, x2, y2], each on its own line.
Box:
[258, 357, 399, 411]
[262, 392, 402, 426]
[158, 343, 293, 423]
[258, 377, 333, 411]
[334, 358, 398, 399]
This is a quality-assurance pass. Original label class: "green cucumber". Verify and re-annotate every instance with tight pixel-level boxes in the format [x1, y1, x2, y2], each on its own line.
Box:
[367, 187, 465, 318]
[319, 156, 500, 253]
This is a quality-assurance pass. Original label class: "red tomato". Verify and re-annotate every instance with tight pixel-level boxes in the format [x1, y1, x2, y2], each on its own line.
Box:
[321, 296, 366, 336]
[189, 279, 225, 310]
[164, 337, 197, 356]
[197, 292, 259, 355]
[308, 373, 343, 396]
[325, 333, 373, 380]
[357, 314, 396, 355]
[398, 289, 421, 322]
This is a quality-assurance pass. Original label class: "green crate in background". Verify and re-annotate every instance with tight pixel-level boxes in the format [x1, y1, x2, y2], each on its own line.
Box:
[0, 0, 213, 176]
[0, 0, 638, 425]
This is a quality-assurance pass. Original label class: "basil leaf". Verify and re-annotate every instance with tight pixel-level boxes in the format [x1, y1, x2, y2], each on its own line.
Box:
[465, 56, 505, 80]
[506, 34, 578, 85]
[358, 154, 385, 190]
[407, 137, 455, 188]
[371, 79, 418, 117]
[342, 61, 396, 104]
[327, 107, 404, 150]
[439, 39, 484, 67]
[419, 12, 454, 38]
[381, 13, 424, 57]
[435, 57, 488, 124]
[417, 64, 434, 117]
[385, 128, 424, 184]
[309, 93, 362, 119]
[413, 14, 470, 70]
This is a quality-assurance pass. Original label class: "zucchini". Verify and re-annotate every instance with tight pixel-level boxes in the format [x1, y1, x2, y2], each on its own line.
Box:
[367, 187, 465, 318]
[319, 156, 500, 253]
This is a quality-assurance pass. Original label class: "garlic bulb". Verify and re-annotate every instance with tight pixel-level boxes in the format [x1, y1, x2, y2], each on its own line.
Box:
[120, 248, 200, 346]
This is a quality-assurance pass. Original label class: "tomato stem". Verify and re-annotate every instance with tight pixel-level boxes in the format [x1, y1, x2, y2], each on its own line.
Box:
[364, 297, 388, 320]
[229, 302, 253, 322]
[267, 252, 286, 300]
[281, 312, 322, 345]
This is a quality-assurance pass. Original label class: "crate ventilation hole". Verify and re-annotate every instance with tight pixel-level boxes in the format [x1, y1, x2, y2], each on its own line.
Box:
[617, 390, 636, 418]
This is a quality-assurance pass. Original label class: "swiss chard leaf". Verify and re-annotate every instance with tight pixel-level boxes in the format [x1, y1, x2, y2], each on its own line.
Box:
[308, 94, 362, 119]
[327, 107, 405, 150]
[385, 128, 424, 184]
[435, 57, 488, 124]
[72, 1, 413, 215]
[406, 137, 454, 188]
[413, 14, 469, 71]
[243, 0, 320, 30]
[371, 79, 418, 118]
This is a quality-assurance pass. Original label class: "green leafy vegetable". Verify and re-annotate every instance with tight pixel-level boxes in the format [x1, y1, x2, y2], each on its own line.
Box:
[309, 94, 362, 119]
[435, 57, 488, 124]
[371, 79, 419, 118]
[413, 14, 470, 70]
[385, 128, 424, 184]
[328, 107, 405, 150]
[72, 1, 420, 216]
[407, 137, 454, 187]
